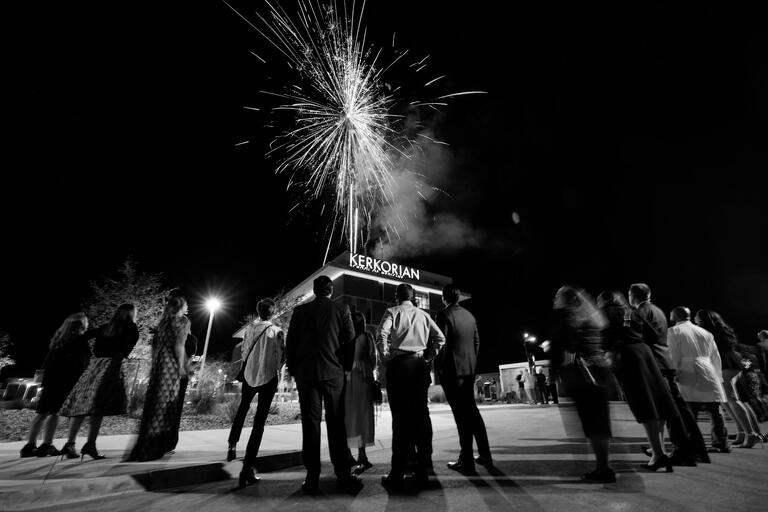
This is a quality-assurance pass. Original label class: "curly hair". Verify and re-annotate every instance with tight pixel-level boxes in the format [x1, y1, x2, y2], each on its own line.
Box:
[694, 310, 738, 353]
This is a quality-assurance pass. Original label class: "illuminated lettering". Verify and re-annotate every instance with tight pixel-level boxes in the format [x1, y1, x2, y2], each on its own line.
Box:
[346, 253, 420, 281]
[381, 261, 391, 273]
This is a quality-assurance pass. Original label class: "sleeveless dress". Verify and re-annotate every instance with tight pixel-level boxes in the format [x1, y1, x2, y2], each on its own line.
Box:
[126, 316, 189, 461]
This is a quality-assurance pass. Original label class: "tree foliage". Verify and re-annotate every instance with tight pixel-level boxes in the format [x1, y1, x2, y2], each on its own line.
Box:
[82, 257, 172, 362]
[0, 331, 15, 372]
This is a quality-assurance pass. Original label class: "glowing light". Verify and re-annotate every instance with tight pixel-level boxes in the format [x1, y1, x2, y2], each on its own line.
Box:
[206, 298, 222, 313]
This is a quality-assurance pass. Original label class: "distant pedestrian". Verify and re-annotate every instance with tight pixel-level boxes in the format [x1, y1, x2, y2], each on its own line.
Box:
[516, 372, 525, 402]
[535, 367, 548, 403]
[286, 276, 361, 494]
[550, 285, 615, 483]
[523, 368, 536, 404]
[126, 296, 190, 461]
[695, 310, 764, 448]
[20, 313, 93, 458]
[345, 312, 377, 475]
[228, 298, 284, 488]
[377, 283, 445, 490]
[436, 284, 492, 475]
[59, 304, 139, 460]
[546, 371, 559, 404]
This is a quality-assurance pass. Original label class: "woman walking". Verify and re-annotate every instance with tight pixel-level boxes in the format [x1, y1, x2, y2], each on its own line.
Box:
[126, 295, 190, 461]
[695, 310, 764, 448]
[549, 286, 615, 483]
[345, 312, 377, 474]
[597, 291, 678, 471]
[20, 313, 92, 458]
[59, 304, 139, 460]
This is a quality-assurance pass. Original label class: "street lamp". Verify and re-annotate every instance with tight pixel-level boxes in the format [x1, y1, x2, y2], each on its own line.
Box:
[199, 297, 221, 378]
[522, 332, 537, 373]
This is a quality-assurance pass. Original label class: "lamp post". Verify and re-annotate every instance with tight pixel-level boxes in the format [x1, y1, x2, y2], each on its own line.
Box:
[522, 332, 537, 373]
[199, 297, 221, 379]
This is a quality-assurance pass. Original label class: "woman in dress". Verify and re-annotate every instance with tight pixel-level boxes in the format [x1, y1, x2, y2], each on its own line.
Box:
[695, 310, 764, 448]
[597, 291, 679, 471]
[549, 286, 615, 483]
[126, 295, 190, 461]
[59, 304, 139, 460]
[20, 313, 92, 458]
[345, 312, 377, 474]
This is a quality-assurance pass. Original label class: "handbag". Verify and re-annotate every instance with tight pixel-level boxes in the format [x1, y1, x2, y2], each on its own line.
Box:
[236, 324, 272, 383]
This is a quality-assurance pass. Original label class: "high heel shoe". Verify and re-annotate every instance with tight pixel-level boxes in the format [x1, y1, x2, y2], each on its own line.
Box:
[645, 454, 673, 473]
[226, 447, 237, 462]
[238, 466, 260, 488]
[20, 443, 37, 458]
[36, 443, 58, 457]
[80, 442, 106, 461]
[59, 442, 78, 460]
[731, 432, 746, 447]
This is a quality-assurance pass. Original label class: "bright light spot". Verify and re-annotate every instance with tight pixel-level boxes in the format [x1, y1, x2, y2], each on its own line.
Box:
[206, 298, 222, 312]
[512, 211, 520, 224]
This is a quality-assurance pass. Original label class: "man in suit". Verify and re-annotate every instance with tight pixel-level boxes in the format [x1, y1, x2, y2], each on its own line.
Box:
[436, 284, 492, 474]
[286, 276, 361, 494]
[377, 283, 445, 489]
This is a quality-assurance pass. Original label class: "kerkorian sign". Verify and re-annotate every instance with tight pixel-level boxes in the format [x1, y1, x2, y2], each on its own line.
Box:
[348, 253, 420, 281]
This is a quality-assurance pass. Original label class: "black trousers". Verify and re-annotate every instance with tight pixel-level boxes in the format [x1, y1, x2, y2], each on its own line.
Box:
[228, 376, 278, 461]
[662, 373, 708, 460]
[442, 374, 491, 461]
[296, 376, 349, 477]
[386, 354, 432, 475]
[688, 402, 728, 449]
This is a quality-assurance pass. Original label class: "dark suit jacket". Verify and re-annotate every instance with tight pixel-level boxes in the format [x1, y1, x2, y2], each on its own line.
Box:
[636, 301, 673, 373]
[436, 304, 479, 377]
[286, 296, 355, 382]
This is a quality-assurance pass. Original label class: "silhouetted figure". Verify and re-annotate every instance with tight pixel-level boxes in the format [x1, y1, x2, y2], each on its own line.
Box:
[286, 276, 361, 494]
[550, 285, 615, 483]
[377, 283, 445, 490]
[20, 313, 93, 458]
[436, 284, 492, 475]
[126, 296, 190, 461]
[59, 304, 139, 460]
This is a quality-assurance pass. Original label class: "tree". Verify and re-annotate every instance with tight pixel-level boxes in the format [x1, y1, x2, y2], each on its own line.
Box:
[0, 331, 15, 374]
[83, 258, 173, 392]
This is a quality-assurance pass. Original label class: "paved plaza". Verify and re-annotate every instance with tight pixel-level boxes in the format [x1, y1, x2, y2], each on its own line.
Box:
[1, 402, 766, 512]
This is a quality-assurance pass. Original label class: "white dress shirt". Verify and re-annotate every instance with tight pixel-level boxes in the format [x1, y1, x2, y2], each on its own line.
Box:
[376, 301, 445, 362]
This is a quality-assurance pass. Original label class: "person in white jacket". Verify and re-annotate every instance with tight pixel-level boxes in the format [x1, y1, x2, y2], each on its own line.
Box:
[667, 307, 729, 451]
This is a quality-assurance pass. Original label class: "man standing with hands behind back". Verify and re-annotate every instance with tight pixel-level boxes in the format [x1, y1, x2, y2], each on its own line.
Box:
[286, 276, 361, 494]
[436, 284, 492, 475]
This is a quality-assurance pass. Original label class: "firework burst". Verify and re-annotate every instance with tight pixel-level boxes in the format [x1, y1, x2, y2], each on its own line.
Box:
[223, 0, 484, 257]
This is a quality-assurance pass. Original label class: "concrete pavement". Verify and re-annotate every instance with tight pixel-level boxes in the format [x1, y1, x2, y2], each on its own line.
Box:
[1, 402, 767, 512]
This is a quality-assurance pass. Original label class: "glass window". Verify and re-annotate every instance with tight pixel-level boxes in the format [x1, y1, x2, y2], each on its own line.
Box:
[414, 291, 430, 311]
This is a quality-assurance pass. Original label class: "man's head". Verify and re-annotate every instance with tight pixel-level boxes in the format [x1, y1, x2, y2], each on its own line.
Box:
[257, 298, 276, 320]
[313, 275, 333, 298]
[442, 284, 461, 306]
[758, 330, 768, 344]
[396, 283, 414, 303]
[670, 306, 691, 325]
[628, 283, 651, 307]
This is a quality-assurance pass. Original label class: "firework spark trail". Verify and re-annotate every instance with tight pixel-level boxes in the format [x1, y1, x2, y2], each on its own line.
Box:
[223, 0, 486, 255]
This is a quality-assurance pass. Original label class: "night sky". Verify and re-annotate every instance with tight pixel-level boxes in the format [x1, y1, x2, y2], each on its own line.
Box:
[3, 1, 766, 377]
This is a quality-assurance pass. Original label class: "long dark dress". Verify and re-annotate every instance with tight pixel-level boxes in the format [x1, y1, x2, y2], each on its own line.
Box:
[36, 332, 93, 414]
[169, 333, 197, 451]
[126, 316, 189, 461]
[602, 304, 678, 423]
[345, 332, 376, 448]
[59, 324, 139, 417]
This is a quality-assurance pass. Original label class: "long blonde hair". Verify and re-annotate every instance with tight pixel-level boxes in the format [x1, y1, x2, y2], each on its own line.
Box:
[50, 313, 88, 349]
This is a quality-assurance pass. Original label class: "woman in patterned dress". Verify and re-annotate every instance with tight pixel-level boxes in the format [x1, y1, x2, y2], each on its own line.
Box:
[126, 295, 190, 461]
[59, 304, 139, 460]
[20, 313, 92, 458]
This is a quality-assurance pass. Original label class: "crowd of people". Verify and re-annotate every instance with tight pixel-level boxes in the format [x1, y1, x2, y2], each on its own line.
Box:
[17, 275, 768, 492]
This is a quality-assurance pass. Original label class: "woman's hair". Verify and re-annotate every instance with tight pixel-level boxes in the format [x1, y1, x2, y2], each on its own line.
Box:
[596, 290, 628, 308]
[353, 311, 367, 337]
[103, 304, 136, 337]
[694, 310, 738, 351]
[157, 296, 187, 330]
[50, 312, 88, 349]
[554, 285, 607, 329]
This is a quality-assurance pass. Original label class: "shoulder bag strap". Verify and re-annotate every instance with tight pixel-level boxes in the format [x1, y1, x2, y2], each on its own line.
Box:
[242, 323, 272, 364]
